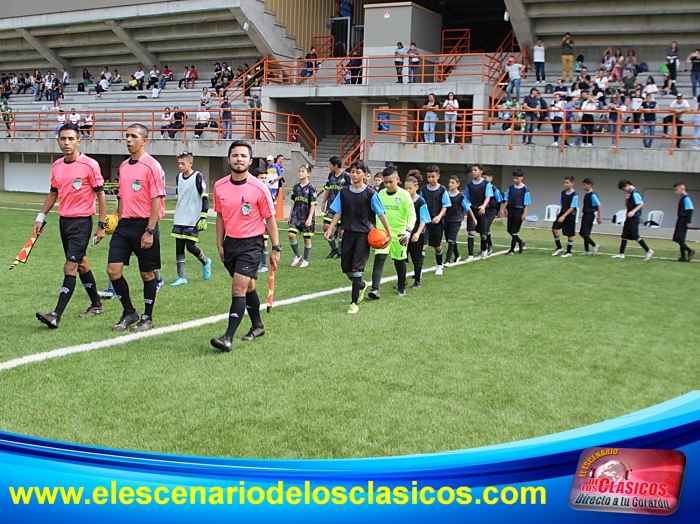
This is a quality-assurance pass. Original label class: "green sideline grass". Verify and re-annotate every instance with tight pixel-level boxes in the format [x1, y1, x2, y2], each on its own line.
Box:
[0, 195, 698, 459]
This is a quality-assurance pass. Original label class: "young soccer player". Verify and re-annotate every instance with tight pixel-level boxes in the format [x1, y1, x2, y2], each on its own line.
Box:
[404, 172, 430, 289]
[374, 173, 385, 192]
[612, 179, 654, 260]
[254, 167, 271, 272]
[579, 178, 602, 256]
[483, 170, 503, 255]
[673, 182, 695, 261]
[288, 164, 317, 267]
[419, 165, 451, 275]
[503, 169, 530, 255]
[444, 175, 476, 266]
[464, 164, 494, 259]
[170, 151, 212, 286]
[324, 160, 391, 314]
[35, 123, 107, 329]
[107, 124, 166, 331]
[551, 176, 578, 258]
[368, 165, 416, 298]
[320, 156, 351, 259]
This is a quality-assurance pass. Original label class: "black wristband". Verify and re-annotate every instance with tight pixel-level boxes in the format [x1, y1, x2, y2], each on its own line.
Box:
[97, 221, 107, 229]
[145, 227, 156, 235]
[272, 244, 283, 252]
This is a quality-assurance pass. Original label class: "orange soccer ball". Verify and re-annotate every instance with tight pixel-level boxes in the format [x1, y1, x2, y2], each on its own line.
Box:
[367, 228, 389, 249]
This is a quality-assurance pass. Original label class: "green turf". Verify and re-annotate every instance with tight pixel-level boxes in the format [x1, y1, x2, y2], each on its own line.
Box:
[0, 192, 698, 459]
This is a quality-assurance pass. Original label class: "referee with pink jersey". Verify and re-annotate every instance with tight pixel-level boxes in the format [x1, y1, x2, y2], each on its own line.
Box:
[210, 141, 280, 352]
[106, 124, 166, 332]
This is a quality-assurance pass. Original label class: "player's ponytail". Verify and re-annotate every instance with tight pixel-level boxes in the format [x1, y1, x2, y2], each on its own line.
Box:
[406, 169, 422, 184]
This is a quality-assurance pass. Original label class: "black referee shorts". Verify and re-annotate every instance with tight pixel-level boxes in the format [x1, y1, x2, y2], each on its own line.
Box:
[223, 236, 265, 279]
[621, 216, 640, 241]
[579, 212, 595, 238]
[444, 221, 461, 242]
[340, 230, 371, 273]
[108, 218, 161, 272]
[673, 217, 690, 243]
[59, 216, 93, 262]
[552, 213, 576, 237]
[467, 210, 488, 236]
[425, 222, 444, 248]
[506, 208, 524, 235]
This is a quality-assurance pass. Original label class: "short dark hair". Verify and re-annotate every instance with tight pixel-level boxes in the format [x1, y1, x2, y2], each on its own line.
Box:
[673, 182, 685, 188]
[127, 123, 149, 138]
[512, 169, 524, 177]
[618, 179, 632, 189]
[382, 165, 398, 177]
[449, 175, 460, 183]
[483, 170, 493, 178]
[252, 167, 266, 177]
[471, 163, 484, 173]
[583, 178, 593, 185]
[426, 165, 440, 174]
[58, 123, 80, 138]
[329, 155, 343, 168]
[228, 140, 252, 157]
[275, 154, 284, 161]
[564, 176, 575, 183]
[350, 159, 369, 173]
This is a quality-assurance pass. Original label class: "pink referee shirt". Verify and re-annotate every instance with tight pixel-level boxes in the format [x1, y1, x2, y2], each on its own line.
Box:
[50, 153, 104, 217]
[118, 153, 166, 219]
[214, 174, 275, 239]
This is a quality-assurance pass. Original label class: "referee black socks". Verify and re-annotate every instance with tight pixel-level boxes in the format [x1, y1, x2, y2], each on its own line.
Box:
[143, 278, 157, 318]
[245, 290, 263, 328]
[111, 276, 135, 316]
[225, 297, 247, 338]
[54, 274, 76, 319]
[79, 270, 101, 307]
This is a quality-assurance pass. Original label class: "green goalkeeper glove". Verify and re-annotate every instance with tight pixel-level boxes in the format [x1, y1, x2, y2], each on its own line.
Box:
[197, 213, 208, 231]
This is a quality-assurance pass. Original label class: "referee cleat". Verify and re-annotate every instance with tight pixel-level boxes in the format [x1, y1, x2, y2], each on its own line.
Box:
[131, 315, 154, 332]
[505, 250, 515, 255]
[644, 249, 654, 261]
[688, 249, 696, 262]
[397, 289, 407, 297]
[155, 279, 164, 292]
[259, 264, 269, 273]
[368, 288, 380, 300]
[170, 277, 188, 287]
[203, 258, 212, 280]
[112, 311, 140, 331]
[611, 254, 625, 259]
[592, 244, 600, 256]
[393, 281, 408, 290]
[79, 305, 104, 318]
[552, 248, 563, 257]
[211, 336, 233, 352]
[519, 241, 526, 253]
[561, 253, 572, 258]
[326, 248, 338, 259]
[411, 282, 422, 290]
[678, 256, 688, 262]
[347, 303, 359, 314]
[334, 251, 342, 259]
[357, 282, 368, 304]
[36, 311, 60, 329]
[291, 255, 302, 267]
[242, 326, 265, 342]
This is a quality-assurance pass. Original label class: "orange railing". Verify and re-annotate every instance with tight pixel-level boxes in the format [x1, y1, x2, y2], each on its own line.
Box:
[441, 29, 471, 54]
[311, 36, 334, 59]
[348, 39, 364, 58]
[217, 57, 267, 104]
[370, 106, 699, 156]
[5, 108, 318, 159]
[490, 46, 531, 110]
[342, 138, 365, 166]
[340, 125, 360, 159]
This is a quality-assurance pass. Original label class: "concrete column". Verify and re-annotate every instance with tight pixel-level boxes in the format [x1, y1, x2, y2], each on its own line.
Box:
[504, 0, 535, 48]
[104, 19, 160, 68]
[15, 28, 74, 77]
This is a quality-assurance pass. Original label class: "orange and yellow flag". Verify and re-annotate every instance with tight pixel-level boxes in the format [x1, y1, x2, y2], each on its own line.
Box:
[9, 223, 45, 270]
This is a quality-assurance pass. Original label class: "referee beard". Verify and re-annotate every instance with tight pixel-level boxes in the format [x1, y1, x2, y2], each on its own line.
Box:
[211, 142, 280, 352]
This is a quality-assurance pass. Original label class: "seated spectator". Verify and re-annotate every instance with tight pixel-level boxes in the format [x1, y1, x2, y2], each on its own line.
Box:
[211, 62, 222, 88]
[100, 67, 111, 82]
[301, 48, 319, 78]
[134, 66, 145, 90]
[623, 49, 638, 75]
[159, 65, 173, 90]
[199, 87, 213, 109]
[660, 73, 676, 96]
[574, 67, 591, 91]
[80, 111, 93, 138]
[610, 48, 624, 81]
[95, 75, 110, 97]
[186, 65, 198, 89]
[54, 110, 66, 137]
[78, 69, 92, 93]
[221, 62, 232, 80]
[499, 98, 522, 131]
[642, 76, 658, 100]
[178, 66, 190, 89]
[151, 86, 161, 99]
[111, 70, 122, 84]
[553, 78, 568, 94]
[601, 48, 614, 73]
[8, 73, 17, 92]
[569, 81, 581, 102]
[2, 78, 12, 101]
[146, 65, 160, 90]
[160, 107, 173, 138]
[17, 74, 29, 95]
[592, 85, 606, 109]
[122, 75, 138, 91]
[194, 104, 210, 138]
[593, 69, 609, 93]
[168, 106, 185, 138]
[68, 108, 81, 126]
[620, 68, 637, 97]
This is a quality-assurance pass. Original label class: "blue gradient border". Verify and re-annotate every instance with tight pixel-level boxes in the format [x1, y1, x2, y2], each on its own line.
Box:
[1, 391, 699, 522]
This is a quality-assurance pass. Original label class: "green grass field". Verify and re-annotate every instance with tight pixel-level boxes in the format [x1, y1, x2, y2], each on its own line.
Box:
[0, 191, 698, 459]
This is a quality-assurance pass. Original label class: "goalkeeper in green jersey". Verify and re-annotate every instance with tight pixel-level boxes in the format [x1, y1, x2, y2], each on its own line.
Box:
[368, 165, 416, 299]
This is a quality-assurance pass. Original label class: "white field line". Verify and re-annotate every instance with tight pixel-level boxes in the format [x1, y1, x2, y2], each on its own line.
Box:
[0, 251, 506, 371]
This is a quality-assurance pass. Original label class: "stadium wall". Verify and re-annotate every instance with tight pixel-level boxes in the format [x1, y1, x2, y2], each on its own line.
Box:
[0, 0, 170, 18]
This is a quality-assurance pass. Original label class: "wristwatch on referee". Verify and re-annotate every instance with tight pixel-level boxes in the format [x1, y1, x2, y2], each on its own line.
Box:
[145, 227, 156, 235]
[97, 221, 107, 230]
[272, 244, 283, 252]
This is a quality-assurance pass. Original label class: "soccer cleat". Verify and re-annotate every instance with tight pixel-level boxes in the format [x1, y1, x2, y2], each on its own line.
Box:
[170, 277, 188, 287]
[242, 326, 265, 341]
[291, 255, 302, 267]
[561, 253, 572, 258]
[435, 265, 443, 276]
[259, 264, 269, 273]
[397, 289, 407, 297]
[688, 249, 696, 262]
[334, 251, 342, 259]
[678, 257, 688, 262]
[552, 248, 563, 257]
[644, 249, 654, 261]
[592, 245, 600, 256]
[393, 281, 408, 290]
[367, 289, 380, 300]
[326, 248, 338, 259]
[611, 254, 625, 259]
[36, 311, 60, 329]
[443, 261, 451, 268]
[578, 251, 591, 256]
[454, 256, 462, 264]
[467, 255, 474, 262]
[155, 279, 164, 292]
[347, 303, 359, 314]
[300, 259, 309, 268]
[519, 241, 526, 253]
[411, 282, 422, 290]
[487, 246, 493, 255]
[505, 250, 515, 255]
[112, 311, 140, 331]
[131, 315, 154, 332]
[79, 305, 104, 318]
[480, 251, 488, 260]
[357, 282, 368, 304]
[98, 289, 116, 299]
[211, 336, 233, 352]
[203, 258, 212, 280]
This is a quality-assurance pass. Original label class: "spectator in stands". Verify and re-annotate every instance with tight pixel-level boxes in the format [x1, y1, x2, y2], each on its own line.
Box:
[111, 70, 122, 84]
[17, 74, 29, 95]
[568, 82, 581, 103]
[575, 67, 591, 91]
[620, 69, 637, 97]
[499, 98, 521, 131]
[301, 48, 318, 78]
[169, 107, 185, 139]
[159, 66, 173, 90]
[535, 90, 549, 131]
[220, 96, 232, 139]
[532, 38, 546, 83]
[2, 77, 12, 101]
[80, 111, 93, 138]
[54, 110, 66, 137]
[211, 62, 222, 88]
[199, 87, 213, 109]
[580, 92, 597, 147]
[505, 56, 524, 102]
[79, 69, 93, 93]
[660, 72, 676, 96]
[422, 93, 438, 143]
[601, 48, 614, 73]
[68, 108, 81, 126]
[610, 48, 624, 82]
[347, 52, 362, 85]
[560, 33, 575, 82]
[549, 92, 565, 146]
[394, 42, 407, 83]
[407, 43, 420, 84]
[608, 92, 625, 145]
[186, 65, 198, 89]
[222, 63, 234, 84]
[687, 49, 700, 98]
[32, 70, 42, 101]
[623, 49, 638, 75]
[641, 93, 658, 148]
[122, 75, 138, 91]
[151, 85, 161, 99]
[95, 75, 110, 97]
[61, 68, 70, 87]
[2, 101, 13, 138]
[666, 41, 680, 87]
[100, 67, 111, 82]
[522, 88, 539, 145]
[160, 108, 173, 139]
[248, 94, 262, 140]
[8, 73, 17, 93]
[146, 65, 160, 90]
[642, 76, 658, 100]
[553, 78, 568, 95]
[442, 92, 459, 143]
[178, 66, 190, 89]
[692, 95, 700, 150]
[664, 93, 689, 148]
[591, 84, 606, 109]
[594, 69, 609, 93]
[134, 66, 145, 90]
[194, 103, 210, 139]
[50, 74, 61, 109]
[630, 87, 644, 133]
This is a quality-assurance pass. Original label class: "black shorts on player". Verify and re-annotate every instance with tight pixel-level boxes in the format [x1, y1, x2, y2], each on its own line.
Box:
[506, 211, 523, 235]
[552, 214, 576, 237]
[484, 208, 498, 231]
[340, 230, 371, 273]
[621, 216, 640, 241]
[223, 236, 264, 279]
[425, 222, 444, 248]
[288, 223, 314, 238]
[467, 213, 488, 236]
[324, 209, 340, 224]
[59, 216, 93, 262]
[172, 224, 200, 241]
[444, 221, 460, 242]
[108, 218, 162, 272]
[579, 212, 595, 239]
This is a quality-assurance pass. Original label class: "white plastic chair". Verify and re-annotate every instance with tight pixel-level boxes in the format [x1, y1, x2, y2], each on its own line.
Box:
[544, 204, 561, 222]
[612, 210, 626, 225]
[646, 210, 663, 228]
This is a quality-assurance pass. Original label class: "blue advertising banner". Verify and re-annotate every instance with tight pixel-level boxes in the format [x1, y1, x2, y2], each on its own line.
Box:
[1, 392, 699, 522]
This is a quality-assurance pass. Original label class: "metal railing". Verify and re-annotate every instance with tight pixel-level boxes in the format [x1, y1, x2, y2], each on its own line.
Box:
[342, 138, 365, 166]
[311, 35, 334, 59]
[491, 46, 532, 110]
[369, 106, 700, 155]
[441, 28, 471, 54]
[339, 125, 360, 160]
[217, 57, 267, 105]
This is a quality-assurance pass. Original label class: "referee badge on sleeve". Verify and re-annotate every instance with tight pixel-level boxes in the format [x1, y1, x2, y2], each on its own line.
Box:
[72, 178, 82, 190]
[132, 180, 142, 192]
[241, 202, 251, 216]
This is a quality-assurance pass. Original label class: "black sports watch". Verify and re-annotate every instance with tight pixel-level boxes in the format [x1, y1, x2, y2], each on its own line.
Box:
[97, 221, 107, 230]
[272, 244, 283, 252]
[145, 227, 156, 235]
